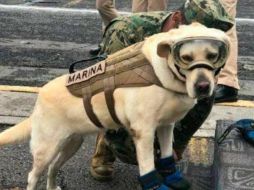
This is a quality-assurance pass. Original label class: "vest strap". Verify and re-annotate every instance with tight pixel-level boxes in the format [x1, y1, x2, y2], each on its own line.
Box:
[83, 87, 104, 128]
[104, 76, 122, 126]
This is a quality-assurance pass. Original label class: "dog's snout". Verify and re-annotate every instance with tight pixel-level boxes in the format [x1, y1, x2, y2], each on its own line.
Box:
[195, 81, 210, 96]
[196, 81, 210, 90]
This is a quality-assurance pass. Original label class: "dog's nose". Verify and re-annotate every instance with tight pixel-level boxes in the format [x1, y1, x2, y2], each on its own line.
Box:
[195, 81, 210, 95]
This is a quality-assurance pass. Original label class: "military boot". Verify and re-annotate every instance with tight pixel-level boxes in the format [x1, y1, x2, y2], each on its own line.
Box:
[90, 131, 116, 181]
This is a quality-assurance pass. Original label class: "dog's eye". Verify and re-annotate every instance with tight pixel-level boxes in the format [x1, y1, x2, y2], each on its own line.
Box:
[207, 53, 218, 61]
[181, 55, 193, 62]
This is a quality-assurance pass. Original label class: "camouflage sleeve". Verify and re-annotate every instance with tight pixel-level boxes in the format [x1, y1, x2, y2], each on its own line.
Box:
[99, 12, 171, 55]
[100, 20, 143, 55]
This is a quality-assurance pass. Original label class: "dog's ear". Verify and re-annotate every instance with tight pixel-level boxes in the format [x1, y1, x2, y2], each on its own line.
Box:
[157, 41, 171, 59]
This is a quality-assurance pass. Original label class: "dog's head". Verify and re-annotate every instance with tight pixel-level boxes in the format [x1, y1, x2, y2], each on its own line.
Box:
[143, 23, 230, 99]
[157, 36, 229, 99]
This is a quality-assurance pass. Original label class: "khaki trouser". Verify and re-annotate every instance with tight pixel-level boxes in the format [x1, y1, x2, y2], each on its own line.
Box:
[132, 0, 167, 12]
[218, 0, 239, 89]
[96, 0, 119, 27]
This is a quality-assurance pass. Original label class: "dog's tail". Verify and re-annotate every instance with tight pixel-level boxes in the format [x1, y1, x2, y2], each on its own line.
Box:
[0, 118, 31, 146]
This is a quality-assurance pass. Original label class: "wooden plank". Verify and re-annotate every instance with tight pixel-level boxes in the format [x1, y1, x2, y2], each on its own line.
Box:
[216, 100, 254, 108]
[0, 85, 40, 93]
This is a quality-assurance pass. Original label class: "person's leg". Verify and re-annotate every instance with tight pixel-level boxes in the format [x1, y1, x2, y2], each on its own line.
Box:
[90, 0, 119, 55]
[173, 95, 215, 160]
[215, 0, 239, 103]
[96, 0, 119, 26]
[147, 0, 167, 12]
[90, 131, 116, 181]
[132, 0, 148, 13]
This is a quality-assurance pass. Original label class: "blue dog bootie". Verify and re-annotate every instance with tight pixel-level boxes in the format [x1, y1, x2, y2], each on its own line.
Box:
[139, 170, 171, 190]
[217, 119, 254, 145]
[156, 156, 191, 190]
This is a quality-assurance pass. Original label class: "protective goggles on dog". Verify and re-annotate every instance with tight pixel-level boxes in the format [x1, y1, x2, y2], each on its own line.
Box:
[171, 37, 230, 71]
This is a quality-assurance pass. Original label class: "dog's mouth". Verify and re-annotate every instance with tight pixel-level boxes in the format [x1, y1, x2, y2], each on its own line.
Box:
[196, 89, 211, 99]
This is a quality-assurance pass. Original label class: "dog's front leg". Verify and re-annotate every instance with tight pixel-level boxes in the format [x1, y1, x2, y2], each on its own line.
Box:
[134, 127, 155, 176]
[132, 123, 169, 190]
[157, 125, 174, 159]
[156, 125, 191, 190]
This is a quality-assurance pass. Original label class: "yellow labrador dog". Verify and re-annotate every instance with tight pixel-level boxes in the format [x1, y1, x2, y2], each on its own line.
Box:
[0, 23, 230, 190]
